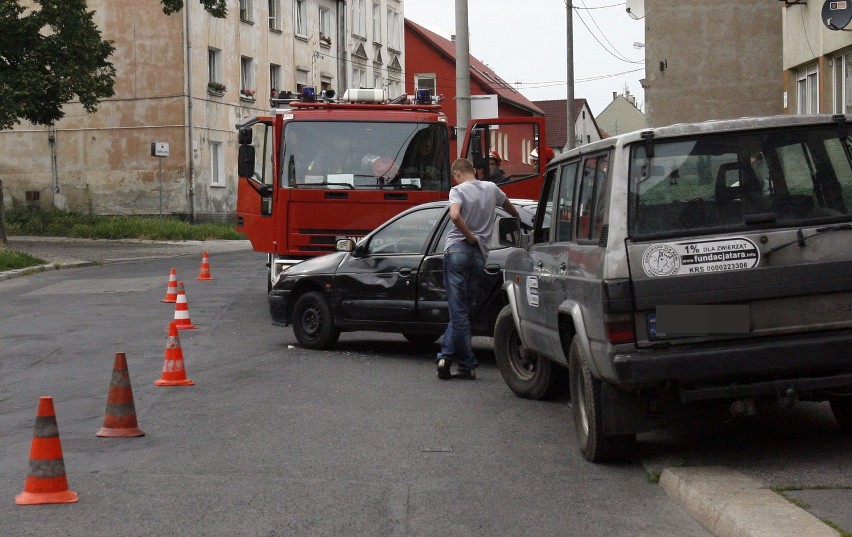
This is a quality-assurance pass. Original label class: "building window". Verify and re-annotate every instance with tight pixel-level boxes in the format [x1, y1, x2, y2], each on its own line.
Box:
[833, 52, 852, 114]
[352, 0, 366, 37]
[268, 0, 280, 30]
[388, 78, 402, 99]
[319, 7, 331, 46]
[295, 0, 307, 37]
[241, 57, 255, 99]
[296, 69, 309, 93]
[374, 72, 383, 91]
[270, 64, 281, 96]
[208, 48, 223, 85]
[373, 1, 382, 43]
[387, 8, 401, 51]
[414, 73, 436, 94]
[352, 65, 367, 88]
[797, 64, 819, 114]
[210, 142, 224, 186]
[239, 0, 253, 22]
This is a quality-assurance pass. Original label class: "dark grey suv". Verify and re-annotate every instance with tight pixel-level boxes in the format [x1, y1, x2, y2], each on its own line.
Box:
[497, 114, 852, 462]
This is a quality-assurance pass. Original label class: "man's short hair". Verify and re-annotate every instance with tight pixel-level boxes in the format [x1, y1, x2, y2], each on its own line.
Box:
[451, 158, 475, 175]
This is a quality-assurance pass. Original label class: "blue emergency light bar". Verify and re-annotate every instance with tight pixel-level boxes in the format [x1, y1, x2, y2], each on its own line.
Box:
[415, 89, 432, 105]
[300, 86, 317, 102]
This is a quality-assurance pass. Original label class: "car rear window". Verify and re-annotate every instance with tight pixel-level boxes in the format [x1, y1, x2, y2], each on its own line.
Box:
[628, 125, 852, 238]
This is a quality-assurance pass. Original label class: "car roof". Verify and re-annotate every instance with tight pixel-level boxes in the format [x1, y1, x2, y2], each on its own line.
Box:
[550, 113, 851, 167]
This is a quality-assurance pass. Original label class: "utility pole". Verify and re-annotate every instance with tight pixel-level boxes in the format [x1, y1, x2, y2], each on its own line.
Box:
[455, 0, 471, 157]
[566, 0, 576, 151]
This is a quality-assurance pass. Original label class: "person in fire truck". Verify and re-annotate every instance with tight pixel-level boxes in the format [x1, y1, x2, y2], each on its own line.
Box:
[396, 129, 441, 187]
[483, 150, 507, 183]
[436, 158, 521, 381]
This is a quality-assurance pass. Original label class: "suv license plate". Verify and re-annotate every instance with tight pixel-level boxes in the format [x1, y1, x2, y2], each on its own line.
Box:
[649, 305, 750, 338]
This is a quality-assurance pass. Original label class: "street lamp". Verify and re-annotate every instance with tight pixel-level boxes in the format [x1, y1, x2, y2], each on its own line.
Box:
[633, 42, 645, 49]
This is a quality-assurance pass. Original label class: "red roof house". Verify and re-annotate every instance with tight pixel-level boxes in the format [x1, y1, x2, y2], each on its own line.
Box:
[405, 19, 544, 156]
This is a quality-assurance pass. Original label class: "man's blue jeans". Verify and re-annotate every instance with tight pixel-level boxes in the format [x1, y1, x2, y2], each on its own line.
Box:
[436, 243, 485, 370]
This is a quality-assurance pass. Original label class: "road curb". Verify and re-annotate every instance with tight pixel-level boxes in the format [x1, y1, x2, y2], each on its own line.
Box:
[0, 261, 97, 282]
[660, 466, 840, 537]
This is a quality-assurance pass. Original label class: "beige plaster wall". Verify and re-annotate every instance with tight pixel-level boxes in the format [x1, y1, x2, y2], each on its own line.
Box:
[643, 0, 783, 127]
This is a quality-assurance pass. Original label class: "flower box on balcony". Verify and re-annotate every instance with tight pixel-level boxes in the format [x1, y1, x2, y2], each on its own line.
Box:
[207, 82, 227, 96]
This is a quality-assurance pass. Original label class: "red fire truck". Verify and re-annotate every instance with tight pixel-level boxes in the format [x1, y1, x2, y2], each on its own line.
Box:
[235, 87, 546, 288]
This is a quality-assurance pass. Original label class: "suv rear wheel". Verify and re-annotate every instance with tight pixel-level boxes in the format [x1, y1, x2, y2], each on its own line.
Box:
[494, 306, 567, 400]
[292, 291, 340, 350]
[568, 337, 636, 462]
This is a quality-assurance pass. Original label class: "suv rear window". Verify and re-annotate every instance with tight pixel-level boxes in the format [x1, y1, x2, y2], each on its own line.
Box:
[628, 125, 852, 238]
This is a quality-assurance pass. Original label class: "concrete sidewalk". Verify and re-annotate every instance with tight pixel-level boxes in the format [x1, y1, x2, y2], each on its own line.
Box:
[2, 236, 850, 537]
[1, 235, 253, 281]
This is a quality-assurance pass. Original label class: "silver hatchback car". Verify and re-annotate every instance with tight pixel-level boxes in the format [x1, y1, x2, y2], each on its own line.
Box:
[497, 114, 852, 462]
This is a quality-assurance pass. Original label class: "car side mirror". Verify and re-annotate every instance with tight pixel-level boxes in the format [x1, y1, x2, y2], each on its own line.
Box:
[336, 238, 356, 253]
[497, 217, 521, 247]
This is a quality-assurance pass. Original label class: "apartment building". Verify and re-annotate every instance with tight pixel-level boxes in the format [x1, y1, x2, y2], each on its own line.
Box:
[781, 0, 852, 115]
[1, 0, 404, 220]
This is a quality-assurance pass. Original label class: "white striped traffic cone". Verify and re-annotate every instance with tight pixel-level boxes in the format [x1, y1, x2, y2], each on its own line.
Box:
[172, 281, 197, 330]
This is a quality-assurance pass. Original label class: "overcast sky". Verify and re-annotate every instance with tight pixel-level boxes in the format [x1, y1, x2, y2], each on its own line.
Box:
[403, 0, 646, 116]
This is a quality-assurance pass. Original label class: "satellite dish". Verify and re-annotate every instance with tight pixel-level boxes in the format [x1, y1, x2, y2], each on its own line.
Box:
[626, 0, 645, 20]
[822, 0, 852, 30]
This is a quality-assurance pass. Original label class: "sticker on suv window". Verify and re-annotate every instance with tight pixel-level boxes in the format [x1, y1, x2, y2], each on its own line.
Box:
[642, 237, 760, 277]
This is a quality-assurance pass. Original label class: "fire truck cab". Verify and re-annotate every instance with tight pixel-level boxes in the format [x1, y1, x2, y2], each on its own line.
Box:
[235, 87, 547, 290]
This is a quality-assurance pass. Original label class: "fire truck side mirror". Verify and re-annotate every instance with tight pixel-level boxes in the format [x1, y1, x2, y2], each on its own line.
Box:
[238, 145, 256, 179]
[470, 129, 485, 169]
[238, 127, 252, 145]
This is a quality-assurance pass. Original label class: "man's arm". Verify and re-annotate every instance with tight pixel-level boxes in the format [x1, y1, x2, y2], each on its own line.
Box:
[449, 203, 477, 245]
[501, 198, 521, 220]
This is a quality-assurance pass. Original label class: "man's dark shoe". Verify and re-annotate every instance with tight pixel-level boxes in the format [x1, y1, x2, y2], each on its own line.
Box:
[452, 368, 476, 380]
[437, 358, 452, 380]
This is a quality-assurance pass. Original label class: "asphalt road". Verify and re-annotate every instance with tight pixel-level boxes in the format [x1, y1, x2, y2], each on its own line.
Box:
[0, 244, 713, 537]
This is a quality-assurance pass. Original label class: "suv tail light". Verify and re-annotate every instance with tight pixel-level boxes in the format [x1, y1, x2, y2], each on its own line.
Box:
[606, 320, 635, 344]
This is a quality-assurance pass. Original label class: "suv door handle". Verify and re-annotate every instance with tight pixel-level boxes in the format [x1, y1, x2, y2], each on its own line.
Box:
[398, 267, 414, 276]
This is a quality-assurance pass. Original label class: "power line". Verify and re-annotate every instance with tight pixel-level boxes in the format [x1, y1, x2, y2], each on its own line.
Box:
[572, 4, 643, 65]
[573, 2, 626, 9]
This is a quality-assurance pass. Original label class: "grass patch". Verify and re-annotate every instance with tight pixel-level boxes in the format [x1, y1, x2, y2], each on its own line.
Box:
[5, 206, 245, 241]
[0, 247, 46, 271]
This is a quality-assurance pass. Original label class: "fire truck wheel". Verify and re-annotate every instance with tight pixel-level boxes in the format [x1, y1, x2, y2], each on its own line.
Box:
[292, 291, 340, 349]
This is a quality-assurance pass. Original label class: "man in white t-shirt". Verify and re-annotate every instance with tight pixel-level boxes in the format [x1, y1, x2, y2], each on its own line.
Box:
[436, 158, 521, 380]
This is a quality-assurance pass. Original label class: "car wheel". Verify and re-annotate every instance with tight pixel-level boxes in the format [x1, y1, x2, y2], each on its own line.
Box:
[493, 306, 566, 400]
[830, 398, 852, 431]
[568, 337, 636, 463]
[402, 333, 439, 348]
[292, 291, 340, 350]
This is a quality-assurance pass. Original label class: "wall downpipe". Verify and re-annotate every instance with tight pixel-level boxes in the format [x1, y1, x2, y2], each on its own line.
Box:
[184, 2, 196, 222]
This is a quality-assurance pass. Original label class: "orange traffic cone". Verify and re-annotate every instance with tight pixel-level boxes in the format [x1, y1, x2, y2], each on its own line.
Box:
[196, 251, 213, 281]
[154, 321, 195, 386]
[97, 352, 144, 437]
[16, 397, 79, 505]
[161, 268, 178, 303]
[172, 281, 197, 330]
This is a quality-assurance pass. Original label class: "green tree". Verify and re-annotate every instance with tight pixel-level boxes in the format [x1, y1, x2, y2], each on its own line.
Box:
[162, 0, 227, 18]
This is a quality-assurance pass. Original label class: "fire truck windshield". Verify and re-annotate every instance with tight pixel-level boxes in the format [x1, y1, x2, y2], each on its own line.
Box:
[282, 121, 450, 191]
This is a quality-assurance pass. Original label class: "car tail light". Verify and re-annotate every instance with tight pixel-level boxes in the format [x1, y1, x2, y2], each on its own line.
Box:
[606, 320, 635, 344]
